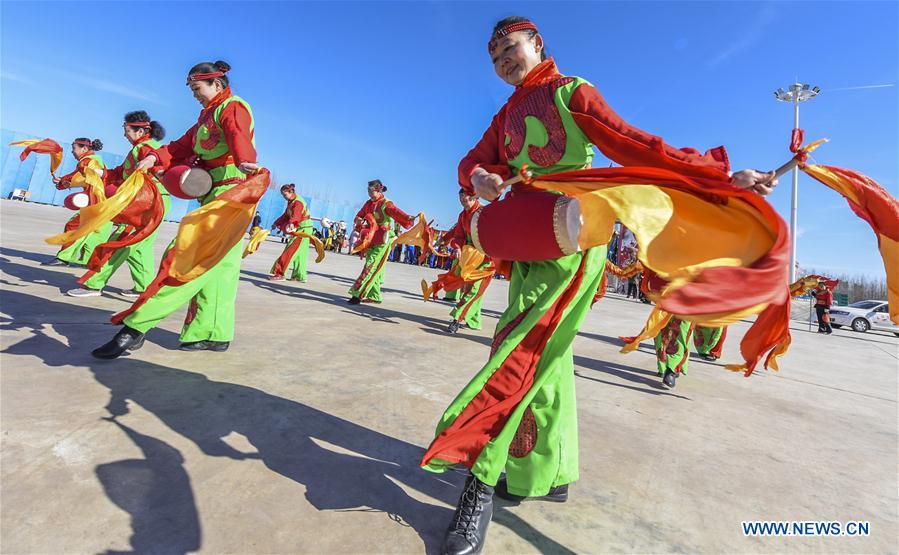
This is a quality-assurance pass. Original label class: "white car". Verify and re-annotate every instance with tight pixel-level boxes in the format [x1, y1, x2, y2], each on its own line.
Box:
[828, 300, 898, 335]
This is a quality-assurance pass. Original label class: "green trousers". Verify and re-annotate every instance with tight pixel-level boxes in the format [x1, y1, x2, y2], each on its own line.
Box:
[443, 288, 460, 301]
[654, 317, 694, 376]
[57, 218, 113, 266]
[693, 325, 725, 356]
[424, 247, 606, 496]
[84, 195, 171, 291]
[271, 226, 311, 281]
[123, 238, 243, 343]
[348, 242, 391, 301]
[448, 261, 492, 330]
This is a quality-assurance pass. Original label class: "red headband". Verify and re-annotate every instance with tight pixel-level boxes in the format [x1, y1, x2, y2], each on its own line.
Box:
[73, 139, 92, 147]
[124, 121, 151, 128]
[186, 70, 227, 84]
[488, 21, 538, 53]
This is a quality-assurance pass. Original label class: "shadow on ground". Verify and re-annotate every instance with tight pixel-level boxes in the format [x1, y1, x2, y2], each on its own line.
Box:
[2, 262, 574, 554]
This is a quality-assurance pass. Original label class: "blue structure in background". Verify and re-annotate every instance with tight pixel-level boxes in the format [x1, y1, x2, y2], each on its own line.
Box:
[1, 128, 360, 231]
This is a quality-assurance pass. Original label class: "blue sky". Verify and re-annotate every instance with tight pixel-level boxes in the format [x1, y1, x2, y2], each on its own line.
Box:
[1, 1, 896, 277]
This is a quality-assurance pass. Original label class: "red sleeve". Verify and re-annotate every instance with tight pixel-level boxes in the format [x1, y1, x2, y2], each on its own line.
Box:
[219, 101, 256, 166]
[457, 107, 513, 194]
[568, 83, 731, 181]
[354, 201, 370, 223]
[154, 125, 197, 169]
[385, 201, 415, 228]
[103, 165, 125, 188]
[446, 220, 466, 250]
[272, 209, 288, 230]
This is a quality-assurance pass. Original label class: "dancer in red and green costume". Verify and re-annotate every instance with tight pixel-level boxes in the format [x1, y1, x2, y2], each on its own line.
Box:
[92, 60, 259, 359]
[444, 189, 493, 334]
[655, 317, 695, 388]
[347, 180, 415, 305]
[423, 18, 780, 555]
[67, 111, 170, 299]
[45, 138, 109, 267]
[693, 325, 727, 361]
[270, 183, 313, 282]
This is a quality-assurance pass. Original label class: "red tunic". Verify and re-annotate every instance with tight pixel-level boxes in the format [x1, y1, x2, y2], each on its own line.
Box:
[458, 59, 731, 193]
[103, 136, 164, 189]
[152, 87, 256, 170]
[811, 289, 833, 307]
[354, 197, 414, 245]
[273, 199, 310, 232]
[445, 201, 481, 250]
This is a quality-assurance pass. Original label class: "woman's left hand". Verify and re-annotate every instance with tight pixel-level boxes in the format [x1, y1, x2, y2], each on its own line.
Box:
[732, 169, 778, 196]
[239, 162, 259, 174]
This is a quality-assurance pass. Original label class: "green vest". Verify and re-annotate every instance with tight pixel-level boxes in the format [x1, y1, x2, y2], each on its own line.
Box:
[122, 138, 168, 196]
[194, 96, 255, 184]
[374, 198, 395, 241]
[505, 76, 594, 177]
[81, 153, 106, 170]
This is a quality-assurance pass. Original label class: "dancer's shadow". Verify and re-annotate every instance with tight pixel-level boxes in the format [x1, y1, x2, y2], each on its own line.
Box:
[2, 289, 574, 554]
[96, 418, 201, 555]
[0, 245, 61, 265]
[573, 355, 692, 400]
[0, 253, 80, 291]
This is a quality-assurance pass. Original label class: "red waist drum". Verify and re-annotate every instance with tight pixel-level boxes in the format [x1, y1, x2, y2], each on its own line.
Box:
[63, 192, 90, 210]
[163, 165, 213, 200]
[471, 191, 582, 262]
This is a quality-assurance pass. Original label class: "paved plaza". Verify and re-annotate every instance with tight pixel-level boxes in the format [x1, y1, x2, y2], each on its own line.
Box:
[1, 200, 896, 554]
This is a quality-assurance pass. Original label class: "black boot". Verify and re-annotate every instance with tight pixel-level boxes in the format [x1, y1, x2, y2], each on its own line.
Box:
[347, 296, 361, 305]
[179, 340, 230, 352]
[494, 478, 568, 503]
[447, 320, 461, 334]
[443, 474, 494, 555]
[92, 326, 145, 359]
[662, 369, 677, 388]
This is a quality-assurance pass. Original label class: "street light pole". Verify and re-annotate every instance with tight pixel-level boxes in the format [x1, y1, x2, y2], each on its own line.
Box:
[774, 82, 820, 283]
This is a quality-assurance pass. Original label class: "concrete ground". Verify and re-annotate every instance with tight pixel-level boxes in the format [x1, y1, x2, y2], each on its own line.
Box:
[1, 199, 897, 555]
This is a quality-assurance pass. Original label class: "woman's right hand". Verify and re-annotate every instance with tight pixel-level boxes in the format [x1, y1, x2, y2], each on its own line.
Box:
[135, 155, 158, 172]
[471, 169, 505, 201]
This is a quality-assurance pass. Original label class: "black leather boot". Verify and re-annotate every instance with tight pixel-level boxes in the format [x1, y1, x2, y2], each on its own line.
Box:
[347, 296, 361, 305]
[662, 369, 677, 388]
[179, 341, 230, 352]
[442, 473, 494, 555]
[494, 478, 568, 503]
[447, 320, 460, 334]
[92, 326, 145, 359]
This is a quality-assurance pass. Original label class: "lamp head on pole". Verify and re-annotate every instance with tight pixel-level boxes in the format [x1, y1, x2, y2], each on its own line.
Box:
[774, 82, 821, 103]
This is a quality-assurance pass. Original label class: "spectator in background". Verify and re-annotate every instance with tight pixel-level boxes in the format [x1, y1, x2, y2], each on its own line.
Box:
[811, 281, 834, 334]
[626, 276, 638, 299]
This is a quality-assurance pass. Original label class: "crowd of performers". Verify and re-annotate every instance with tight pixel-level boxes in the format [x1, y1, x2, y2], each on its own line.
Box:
[15, 16, 898, 555]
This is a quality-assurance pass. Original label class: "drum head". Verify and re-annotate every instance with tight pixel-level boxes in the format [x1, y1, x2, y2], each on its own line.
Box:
[553, 196, 582, 256]
[72, 192, 90, 208]
[180, 168, 213, 198]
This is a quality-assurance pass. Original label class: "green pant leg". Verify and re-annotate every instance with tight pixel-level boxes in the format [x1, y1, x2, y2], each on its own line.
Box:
[501, 250, 605, 496]
[655, 318, 694, 376]
[179, 240, 243, 343]
[450, 279, 484, 330]
[693, 325, 723, 355]
[126, 194, 170, 291]
[290, 236, 309, 281]
[444, 288, 460, 301]
[348, 243, 389, 301]
[83, 225, 131, 290]
[122, 241, 239, 337]
[424, 248, 605, 495]
[71, 222, 114, 265]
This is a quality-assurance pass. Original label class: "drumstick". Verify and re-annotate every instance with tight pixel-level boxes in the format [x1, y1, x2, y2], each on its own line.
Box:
[500, 169, 534, 191]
